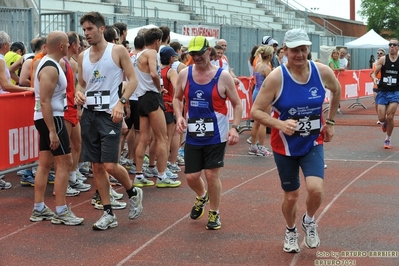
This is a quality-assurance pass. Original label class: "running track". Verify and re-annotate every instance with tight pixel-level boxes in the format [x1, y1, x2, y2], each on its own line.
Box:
[1, 97, 398, 266]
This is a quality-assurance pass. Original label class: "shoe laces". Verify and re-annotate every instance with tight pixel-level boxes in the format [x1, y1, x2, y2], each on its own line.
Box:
[208, 212, 218, 223]
[305, 222, 318, 238]
[194, 197, 206, 210]
[286, 231, 298, 245]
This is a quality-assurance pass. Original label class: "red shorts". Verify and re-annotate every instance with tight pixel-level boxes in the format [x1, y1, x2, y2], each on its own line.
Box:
[64, 107, 79, 126]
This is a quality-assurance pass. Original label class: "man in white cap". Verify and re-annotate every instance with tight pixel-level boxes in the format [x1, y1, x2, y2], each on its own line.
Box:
[252, 29, 341, 253]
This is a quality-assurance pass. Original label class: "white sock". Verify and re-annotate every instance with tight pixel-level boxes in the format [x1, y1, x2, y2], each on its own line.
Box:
[69, 171, 77, 183]
[34, 202, 45, 212]
[158, 172, 166, 181]
[136, 174, 144, 180]
[304, 213, 314, 224]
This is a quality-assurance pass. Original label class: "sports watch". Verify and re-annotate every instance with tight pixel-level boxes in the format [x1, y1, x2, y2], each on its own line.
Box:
[231, 125, 241, 133]
[120, 97, 127, 105]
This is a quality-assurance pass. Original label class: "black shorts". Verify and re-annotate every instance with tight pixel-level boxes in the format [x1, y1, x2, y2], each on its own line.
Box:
[184, 142, 226, 174]
[34, 117, 71, 156]
[138, 91, 166, 117]
[125, 99, 140, 130]
[164, 112, 175, 125]
[80, 109, 122, 163]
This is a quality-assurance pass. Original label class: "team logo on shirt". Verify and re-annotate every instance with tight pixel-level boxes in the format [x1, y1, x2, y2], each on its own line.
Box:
[308, 87, 321, 100]
[190, 90, 208, 108]
[194, 90, 204, 99]
[90, 70, 106, 83]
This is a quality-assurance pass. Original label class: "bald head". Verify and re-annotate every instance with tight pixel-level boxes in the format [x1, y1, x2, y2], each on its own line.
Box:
[46, 31, 68, 53]
[216, 39, 227, 52]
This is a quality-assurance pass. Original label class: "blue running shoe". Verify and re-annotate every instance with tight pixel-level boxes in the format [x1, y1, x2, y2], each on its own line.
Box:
[48, 173, 55, 184]
[20, 175, 35, 187]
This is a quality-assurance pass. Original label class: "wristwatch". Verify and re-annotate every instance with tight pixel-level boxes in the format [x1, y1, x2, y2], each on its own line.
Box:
[232, 124, 241, 133]
[120, 96, 127, 105]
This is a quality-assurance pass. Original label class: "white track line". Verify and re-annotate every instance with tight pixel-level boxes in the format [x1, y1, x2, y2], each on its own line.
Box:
[289, 153, 398, 266]
[116, 167, 277, 265]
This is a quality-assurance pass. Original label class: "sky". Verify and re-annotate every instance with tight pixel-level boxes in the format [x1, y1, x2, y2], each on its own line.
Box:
[286, 0, 364, 22]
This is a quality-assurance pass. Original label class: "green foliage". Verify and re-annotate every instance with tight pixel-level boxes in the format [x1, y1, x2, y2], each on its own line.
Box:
[359, 0, 399, 38]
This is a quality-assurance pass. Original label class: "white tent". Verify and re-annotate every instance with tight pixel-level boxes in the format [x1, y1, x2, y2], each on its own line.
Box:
[126, 24, 218, 47]
[344, 29, 389, 49]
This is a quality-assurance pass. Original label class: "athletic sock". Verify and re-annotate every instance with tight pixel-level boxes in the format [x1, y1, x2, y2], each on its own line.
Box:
[34, 202, 45, 212]
[69, 171, 77, 183]
[103, 204, 113, 216]
[127, 185, 137, 198]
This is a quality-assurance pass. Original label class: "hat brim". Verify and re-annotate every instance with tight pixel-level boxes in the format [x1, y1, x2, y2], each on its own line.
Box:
[188, 46, 208, 53]
[285, 41, 312, 48]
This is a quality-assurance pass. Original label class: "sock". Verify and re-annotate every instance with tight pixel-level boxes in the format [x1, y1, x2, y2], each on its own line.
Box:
[103, 204, 113, 216]
[34, 202, 45, 212]
[69, 171, 77, 183]
[56, 205, 67, 214]
[199, 191, 207, 199]
[158, 172, 166, 181]
[304, 213, 314, 224]
[149, 165, 156, 168]
[210, 210, 219, 214]
[127, 185, 137, 198]
[286, 225, 297, 232]
[135, 173, 144, 180]
[386, 135, 391, 140]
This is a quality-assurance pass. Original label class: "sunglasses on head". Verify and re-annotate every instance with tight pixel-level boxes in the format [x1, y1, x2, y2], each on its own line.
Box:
[389, 43, 398, 47]
[189, 47, 208, 57]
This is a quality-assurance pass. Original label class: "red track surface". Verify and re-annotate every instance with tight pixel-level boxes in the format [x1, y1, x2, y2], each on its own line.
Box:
[1, 97, 399, 266]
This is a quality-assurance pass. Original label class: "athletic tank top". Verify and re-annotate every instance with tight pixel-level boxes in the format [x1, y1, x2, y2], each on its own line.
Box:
[184, 66, 227, 145]
[134, 49, 159, 97]
[82, 43, 123, 113]
[271, 61, 325, 156]
[30, 52, 45, 87]
[378, 55, 399, 92]
[33, 56, 67, 120]
[171, 60, 180, 72]
[128, 54, 139, 101]
[161, 66, 174, 112]
[63, 58, 76, 112]
[0, 55, 10, 94]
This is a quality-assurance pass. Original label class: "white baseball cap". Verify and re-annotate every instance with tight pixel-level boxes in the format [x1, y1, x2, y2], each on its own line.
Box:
[284, 29, 312, 48]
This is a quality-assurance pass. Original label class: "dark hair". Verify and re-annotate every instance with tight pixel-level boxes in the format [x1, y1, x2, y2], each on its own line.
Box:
[210, 47, 216, 57]
[214, 45, 223, 50]
[134, 34, 145, 49]
[160, 56, 171, 65]
[34, 37, 46, 53]
[79, 11, 106, 28]
[78, 34, 85, 47]
[104, 25, 118, 43]
[10, 42, 25, 53]
[122, 40, 129, 46]
[67, 31, 79, 46]
[113, 22, 127, 35]
[144, 28, 163, 46]
[249, 45, 259, 66]
[169, 41, 181, 52]
[159, 26, 170, 43]
[307, 52, 312, 60]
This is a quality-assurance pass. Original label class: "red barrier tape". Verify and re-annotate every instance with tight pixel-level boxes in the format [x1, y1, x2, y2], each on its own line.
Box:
[0, 92, 38, 171]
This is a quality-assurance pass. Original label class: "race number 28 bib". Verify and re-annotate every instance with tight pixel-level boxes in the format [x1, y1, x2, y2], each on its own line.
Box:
[86, 90, 110, 111]
[187, 118, 214, 137]
[290, 114, 321, 137]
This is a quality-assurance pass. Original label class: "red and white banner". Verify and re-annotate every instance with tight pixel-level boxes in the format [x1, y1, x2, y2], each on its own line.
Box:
[182, 25, 220, 38]
[227, 76, 253, 122]
[0, 92, 38, 171]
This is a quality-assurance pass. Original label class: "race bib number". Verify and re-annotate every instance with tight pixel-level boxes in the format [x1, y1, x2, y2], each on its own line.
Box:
[289, 114, 321, 137]
[187, 118, 214, 137]
[86, 90, 110, 111]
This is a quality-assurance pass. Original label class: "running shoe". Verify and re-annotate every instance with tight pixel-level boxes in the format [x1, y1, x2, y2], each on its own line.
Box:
[144, 166, 159, 178]
[30, 206, 54, 222]
[92, 211, 118, 230]
[246, 136, 252, 144]
[143, 155, 150, 167]
[382, 122, 387, 133]
[53, 185, 80, 197]
[47, 173, 55, 184]
[167, 162, 181, 173]
[94, 195, 127, 210]
[69, 180, 91, 192]
[257, 145, 273, 156]
[91, 191, 101, 205]
[0, 176, 12, 190]
[176, 155, 185, 166]
[384, 139, 392, 149]
[128, 164, 136, 174]
[51, 207, 84, 225]
[76, 171, 87, 182]
[128, 187, 143, 220]
[119, 156, 129, 165]
[377, 120, 382, 125]
[133, 176, 155, 187]
[283, 231, 300, 253]
[206, 211, 221, 230]
[190, 192, 209, 220]
[165, 168, 178, 179]
[110, 186, 123, 200]
[20, 175, 35, 187]
[301, 214, 320, 249]
[78, 162, 91, 175]
[109, 175, 121, 186]
[156, 177, 181, 188]
[248, 145, 259, 155]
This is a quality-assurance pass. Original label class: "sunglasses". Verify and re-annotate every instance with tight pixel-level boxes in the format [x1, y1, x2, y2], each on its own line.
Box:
[189, 48, 207, 57]
[377, 52, 385, 55]
[388, 43, 398, 47]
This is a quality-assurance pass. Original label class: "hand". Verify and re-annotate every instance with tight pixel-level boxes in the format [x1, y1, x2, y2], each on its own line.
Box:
[111, 102, 124, 123]
[124, 105, 131, 119]
[49, 131, 60, 150]
[233, 78, 240, 85]
[226, 129, 239, 145]
[175, 117, 187, 134]
[75, 91, 86, 105]
[281, 119, 298, 136]
[322, 124, 334, 142]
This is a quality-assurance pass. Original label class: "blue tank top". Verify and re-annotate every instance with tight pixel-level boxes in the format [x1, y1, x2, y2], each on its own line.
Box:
[271, 61, 325, 156]
[184, 66, 228, 146]
[253, 71, 265, 91]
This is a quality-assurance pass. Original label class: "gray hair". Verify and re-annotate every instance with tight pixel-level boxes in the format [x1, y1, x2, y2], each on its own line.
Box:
[0, 31, 10, 48]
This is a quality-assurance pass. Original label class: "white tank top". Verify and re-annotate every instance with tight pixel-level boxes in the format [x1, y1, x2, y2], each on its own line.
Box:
[128, 54, 139, 101]
[82, 43, 123, 113]
[0, 55, 10, 94]
[171, 60, 181, 73]
[33, 56, 67, 120]
[134, 49, 159, 97]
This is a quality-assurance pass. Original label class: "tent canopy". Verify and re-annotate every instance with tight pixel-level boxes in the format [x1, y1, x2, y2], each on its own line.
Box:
[344, 29, 389, 49]
[127, 25, 218, 47]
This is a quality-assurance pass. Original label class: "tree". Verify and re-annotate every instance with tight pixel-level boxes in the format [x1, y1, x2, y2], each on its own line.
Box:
[359, 0, 399, 38]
